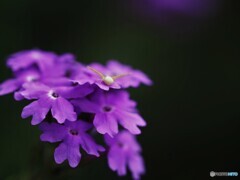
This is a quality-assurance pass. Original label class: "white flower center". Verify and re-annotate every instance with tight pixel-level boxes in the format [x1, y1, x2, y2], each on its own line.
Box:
[26, 76, 36, 82]
[48, 90, 59, 99]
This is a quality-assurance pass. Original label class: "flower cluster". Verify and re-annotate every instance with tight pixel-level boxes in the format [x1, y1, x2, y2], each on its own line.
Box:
[0, 49, 152, 179]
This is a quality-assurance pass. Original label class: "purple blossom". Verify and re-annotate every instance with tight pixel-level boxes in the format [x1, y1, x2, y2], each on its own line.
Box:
[40, 120, 105, 168]
[68, 63, 100, 86]
[0, 67, 40, 96]
[105, 60, 152, 88]
[71, 61, 152, 90]
[105, 131, 145, 180]
[51, 53, 83, 78]
[20, 82, 93, 125]
[7, 49, 57, 73]
[72, 89, 146, 137]
[0, 50, 80, 96]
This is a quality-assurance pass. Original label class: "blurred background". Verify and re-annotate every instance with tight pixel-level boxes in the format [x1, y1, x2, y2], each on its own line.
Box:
[0, 0, 239, 179]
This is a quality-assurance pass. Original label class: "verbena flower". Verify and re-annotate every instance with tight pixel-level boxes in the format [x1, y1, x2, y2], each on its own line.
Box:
[7, 49, 57, 72]
[0, 50, 78, 96]
[72, 61, 152, 90]
[0, 67, 40, 96]
[20, 82, 93, 124]
[40, 120, 105, 168]
[72, 89, 146, 137]
[105, 131, 145, 180]
[105, 60, 152, 88]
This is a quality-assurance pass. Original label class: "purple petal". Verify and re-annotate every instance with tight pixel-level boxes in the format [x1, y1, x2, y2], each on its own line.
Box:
[55, 84, 93, 99]
[67, 139, 81, 168]
[106, 90, 137, 108]
[80, 134, 105, 156]
[54, 143, 68, 165]
[128, 155, 145, 180]
[104, 134, 115, 146]
[54, 140, 81, 168]
[95, 82, 110, 91]
[108, 145, 127, 176]
[90, 62, 107, 72]
[0, 79, 19, 96]
[115, 111, 146, 135]
[43, 77, 72, 87]
[14, 91, 25, 101]
[65, 120, 92, 132]
[21, 100, 50, 125]
[133, 70, 153, 86]
[40, 122, 66, 142]
[95, 81, 121, 90]
[93, 113, 118, 137]
[7, 50, 57, 72]
[20, 82, 50, 99]
[88, 89, 106, 105]
[106, 60, 130, 72]
[15, 67, 40, 83]
[106, 60, 153, 88]
[71, 98, 99, 114]
[58, 53, 76, 64]
[110, 82, 121, 89]
[118, 131, 142, 152]
[51, 97, 77, 123]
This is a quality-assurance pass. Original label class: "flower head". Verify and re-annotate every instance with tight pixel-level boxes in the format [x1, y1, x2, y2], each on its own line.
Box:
[105, 131, 145, 180]
[72, 89, 146, 137]
[0, 49, 152, 179]
[40, 120, 105, 168]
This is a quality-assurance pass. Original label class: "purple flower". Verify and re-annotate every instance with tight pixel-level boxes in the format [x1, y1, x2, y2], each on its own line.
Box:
[105, 131, 145, 180]
[69, 63, 99, 85]
[7, 49, 57, 73]
[105, 60, 152, 88]
[51, 53, 82, 78]
[0, 68, 40, 96]
[0, 51, 80, 96]
[20, 82, 93, 125]
[67, 62, 117, 90]
[40, 120, 105, 168]
[72, 89, 146, 137]
[73, 61, 152, 90]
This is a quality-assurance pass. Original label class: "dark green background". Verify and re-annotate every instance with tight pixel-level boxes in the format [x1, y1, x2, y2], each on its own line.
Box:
[0, 0, 239, 179]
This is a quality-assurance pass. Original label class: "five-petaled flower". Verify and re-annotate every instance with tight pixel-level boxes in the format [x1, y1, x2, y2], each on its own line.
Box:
[40, 120, 105, 168]
[71, 60, 152, 90]
[72, 89, 146, 137]
[105, 131, 145, 180]
[20, 82, 93, 124]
